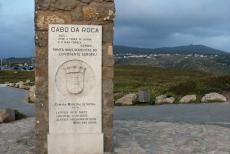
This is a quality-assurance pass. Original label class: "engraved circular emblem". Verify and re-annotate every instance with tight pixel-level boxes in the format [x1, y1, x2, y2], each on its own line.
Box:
[55, 60, 95, 97]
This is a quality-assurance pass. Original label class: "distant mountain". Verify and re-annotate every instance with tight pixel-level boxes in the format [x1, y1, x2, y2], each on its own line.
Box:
[1, 57, 35, 66]
[114, 44, 229, 55]
[114, 45, 230, 75]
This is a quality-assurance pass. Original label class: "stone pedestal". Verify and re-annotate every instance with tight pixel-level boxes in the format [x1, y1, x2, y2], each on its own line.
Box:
[35, 1, 115, 153]
[48, 134, 103, 154]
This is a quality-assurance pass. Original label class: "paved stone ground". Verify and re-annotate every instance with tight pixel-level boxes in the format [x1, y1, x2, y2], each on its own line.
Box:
[114, 121, 230, 154]
[0, 118, 34, 154]
[1, 118, 230, 154]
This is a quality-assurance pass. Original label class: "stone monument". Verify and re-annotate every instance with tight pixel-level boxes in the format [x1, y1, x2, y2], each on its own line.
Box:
[35, 1, 115, 153]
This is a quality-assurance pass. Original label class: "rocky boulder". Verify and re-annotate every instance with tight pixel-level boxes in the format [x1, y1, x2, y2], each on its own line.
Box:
[8, 83, 15, 87]
[201, 92, 227, 103]
[28, 86, 36, 103]
[179, 95, 197, 103]
[115, 94, 137, 105]
[25, 80, 31, 84]
[155, 95, 175, 105]
[15, 81, 24, 88]
[0, 109, 15, 123]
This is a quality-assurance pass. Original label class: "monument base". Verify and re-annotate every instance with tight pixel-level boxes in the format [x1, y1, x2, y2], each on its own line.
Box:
[48, 133, 104, 154]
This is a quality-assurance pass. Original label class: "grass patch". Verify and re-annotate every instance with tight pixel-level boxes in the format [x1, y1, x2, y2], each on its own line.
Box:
[1, 66, 230, 103]
[114, 65, 230, 101]
[0, 70, 34, 83]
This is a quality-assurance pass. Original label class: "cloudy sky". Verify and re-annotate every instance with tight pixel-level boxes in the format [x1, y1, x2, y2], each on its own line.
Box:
[115, 0, 230, 51]
[0, 0, 34, 58]
[0, 0, 230, 57]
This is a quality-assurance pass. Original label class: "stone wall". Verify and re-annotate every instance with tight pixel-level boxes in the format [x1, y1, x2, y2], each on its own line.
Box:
[35, 0, 115, 153]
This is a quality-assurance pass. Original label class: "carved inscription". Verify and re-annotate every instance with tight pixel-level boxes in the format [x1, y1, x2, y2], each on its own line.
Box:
[48, 25, 102, 134]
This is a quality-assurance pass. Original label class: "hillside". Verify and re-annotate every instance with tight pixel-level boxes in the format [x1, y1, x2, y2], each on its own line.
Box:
[114, 45, 230, 75]
[1, 57, 35, 66]
[114, 44, 229, 55]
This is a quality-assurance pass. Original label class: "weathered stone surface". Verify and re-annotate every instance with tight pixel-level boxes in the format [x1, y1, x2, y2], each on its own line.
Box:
[0, 117, 34, 154]
[36, 11, 71, 30]
[103, 23, 114, 43]
[71, 4, 84, 21]
[114, 120, 230, 154]
[201, 92, 227, 103]
[81, 0, 92, 4]
[103, 79, 114, 111]
[53, 0, 80, 10]
[2, 117, 230, 154]
[35, 46, 48, 154]
[25, 80, 31, 84]
[179, 94, 197, 103]
[82, 2, 115, 21]
[15, 81, 24, 88]
[35, 0, 114, 152]
[20, 85, 30, 90]
[8, 83, 15, 87]
[137, 90, 151, 103]
[36, 0, 51, 10]
[0, 109, 15, 123]
[102, 79, 114, 151]
[28, 86, 36, 103]
[103, 66, 114, 79]
[155, 95, 175, 104]
[115, 94, 137, 106]
[103, 43, 114, 67]
[35, 31, 48, 47]
[222, 91, 230, 101]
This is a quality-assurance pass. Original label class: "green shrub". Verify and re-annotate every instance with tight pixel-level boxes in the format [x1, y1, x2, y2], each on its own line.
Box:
[15, 110, 27, 120]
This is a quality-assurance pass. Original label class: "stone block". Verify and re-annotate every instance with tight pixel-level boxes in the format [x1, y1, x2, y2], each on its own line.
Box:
[102, 23, 114, 43]
[138, 90, 151, 103]
[103, 128, 113, 152]
[36, 0, 51, 10]
[103, 43, 114, 67]
[71, 4, 84, 21]
[0, 109, 15, 123]
[35, 31, 48, 47]
[103, 67, 114, 79]
[36, 11, 71, 30]
[82, 2, 115, 21]
[35, 0, 115, 153]
[53, 0, 80, 10]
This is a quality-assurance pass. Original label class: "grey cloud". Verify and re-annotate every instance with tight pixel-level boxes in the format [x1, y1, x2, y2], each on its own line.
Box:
[0, 0, 35, 58]
[115, 0, 230, 51]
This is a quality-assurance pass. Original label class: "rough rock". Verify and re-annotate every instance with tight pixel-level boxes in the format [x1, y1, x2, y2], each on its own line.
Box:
[25, 80, 31, 84]
[201, 92, 227, 103]
[20, 85, 30, 90]
[222, 91, 230, 101]
[179, 94, 197, 103]
[28, 86, 36, 103]
[155, 95, 175, 104]
[54, 0, 80, 10]
[0, 109, 15, 123]
[15, 81, 24, 88]
[8, 83, 15, 87]
[115, 94, 137, 105]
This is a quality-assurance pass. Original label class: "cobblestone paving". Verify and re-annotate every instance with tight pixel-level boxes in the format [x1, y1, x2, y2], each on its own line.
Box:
[0, 118, 34, 154]
[1, 118, 230, 154]
[114, 121, 230, 154]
